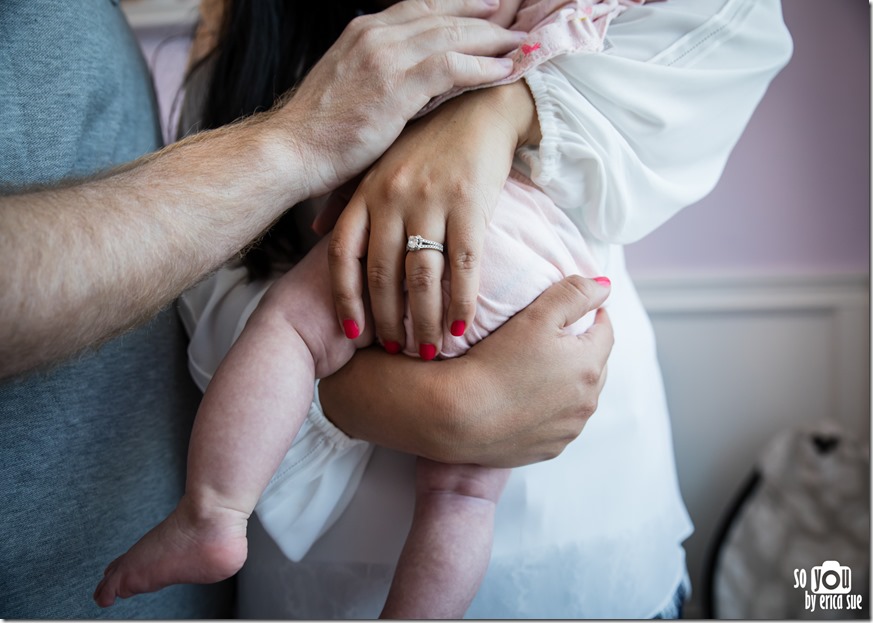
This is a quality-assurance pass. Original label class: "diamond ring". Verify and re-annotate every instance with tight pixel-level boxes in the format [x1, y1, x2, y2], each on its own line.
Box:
[406, 235, 444, 253]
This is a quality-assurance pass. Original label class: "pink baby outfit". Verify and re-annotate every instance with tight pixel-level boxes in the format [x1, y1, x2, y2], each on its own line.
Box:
[418, 0, 645, 117]
[402, 172, 600, 358]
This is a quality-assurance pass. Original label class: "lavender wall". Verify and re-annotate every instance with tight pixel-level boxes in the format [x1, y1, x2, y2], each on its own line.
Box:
[624, 0, 870, 278]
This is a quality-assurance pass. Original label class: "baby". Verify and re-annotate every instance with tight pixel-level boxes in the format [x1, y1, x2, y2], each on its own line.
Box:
[94, 0, 634, 617]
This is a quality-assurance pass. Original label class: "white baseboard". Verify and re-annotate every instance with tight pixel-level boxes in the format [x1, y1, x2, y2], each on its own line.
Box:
[121, 0, 200, 30]
[634, 273, 868, 313]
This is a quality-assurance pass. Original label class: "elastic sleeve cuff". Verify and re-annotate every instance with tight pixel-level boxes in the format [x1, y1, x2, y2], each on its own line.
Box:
[521, 67, 562, 189]
[254, 381, 375, 562]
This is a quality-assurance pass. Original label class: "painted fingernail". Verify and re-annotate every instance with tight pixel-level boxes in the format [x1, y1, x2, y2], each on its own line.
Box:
[419, 343, 437, 361]
[384, 340, 402, 355]
[594, 276, 611, 287]
[343, 319, 360, 340]
[450, 320, 466, 337]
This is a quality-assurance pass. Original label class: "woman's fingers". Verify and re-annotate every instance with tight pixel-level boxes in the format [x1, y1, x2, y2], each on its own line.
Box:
[327, 200, 370, 340]
[444, 208, 487, 339]
[404, 223, 448, 360]
[365, 217, 408, 353]
[536, 275, 612, 332]
[578, 307, 615, 371]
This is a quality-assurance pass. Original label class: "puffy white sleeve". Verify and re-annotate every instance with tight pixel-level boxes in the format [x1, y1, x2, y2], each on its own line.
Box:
[517, 0, 794, 245]
[178, 267, 375, 562]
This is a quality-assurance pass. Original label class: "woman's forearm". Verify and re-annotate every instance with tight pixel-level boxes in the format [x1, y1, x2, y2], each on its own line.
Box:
[320, 276, 614, 468]
[478, 79, 542, 148]
[319, 347, 466, 461]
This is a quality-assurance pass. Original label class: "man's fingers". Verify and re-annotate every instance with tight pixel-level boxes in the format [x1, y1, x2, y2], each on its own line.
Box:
[376, 0, 501, 25]
[411, 52, 514, 98]
[327, 201, 370, 339]
[409, 19, 525, 56]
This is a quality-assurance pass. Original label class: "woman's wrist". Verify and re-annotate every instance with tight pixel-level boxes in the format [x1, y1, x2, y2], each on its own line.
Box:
[466, 80, 542, 148]
[318, 348, 476, 462]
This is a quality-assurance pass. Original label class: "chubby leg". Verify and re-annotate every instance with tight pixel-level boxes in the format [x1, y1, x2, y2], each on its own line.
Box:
[381, 458, 511, 619]
[94, 237, 372, 607]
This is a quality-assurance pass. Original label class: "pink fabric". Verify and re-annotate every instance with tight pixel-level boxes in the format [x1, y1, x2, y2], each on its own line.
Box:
[402, 172, 600, 358]
[416, 0, 644, 118]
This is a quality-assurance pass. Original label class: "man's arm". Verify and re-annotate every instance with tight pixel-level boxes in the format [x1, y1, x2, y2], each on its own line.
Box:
[1, 119, 301, 378]
[0, 0, 524, 379]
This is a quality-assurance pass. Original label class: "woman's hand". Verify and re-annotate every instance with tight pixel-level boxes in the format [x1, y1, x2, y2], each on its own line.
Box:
[318, 276, 613, 467]
[323, 81, 541, 358]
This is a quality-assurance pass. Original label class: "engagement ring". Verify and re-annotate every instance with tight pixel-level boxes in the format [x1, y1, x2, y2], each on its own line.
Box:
[406, 235, 444, 253]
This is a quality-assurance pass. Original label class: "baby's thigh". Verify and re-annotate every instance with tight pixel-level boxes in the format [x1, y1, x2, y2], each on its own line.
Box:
[256, 236, 374, 376]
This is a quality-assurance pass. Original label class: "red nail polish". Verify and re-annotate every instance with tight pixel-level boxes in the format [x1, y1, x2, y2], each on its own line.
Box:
[384, 340, 401, 354]
[419, 343, 437, 361]
[343, 319, 360, 340]
[450, 320, 466, 337]
[594, 276, 611, 287]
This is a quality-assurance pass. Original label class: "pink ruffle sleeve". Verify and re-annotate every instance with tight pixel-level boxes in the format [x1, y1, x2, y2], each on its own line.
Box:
[415, 0, 645, 118]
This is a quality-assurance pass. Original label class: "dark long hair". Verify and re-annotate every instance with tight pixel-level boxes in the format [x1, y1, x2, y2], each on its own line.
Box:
[190, 1, 382, 280]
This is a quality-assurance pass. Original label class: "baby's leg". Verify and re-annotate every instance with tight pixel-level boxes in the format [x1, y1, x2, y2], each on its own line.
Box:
[94, 237, 371, 607]
[382, 176, 597, 618]
[381, 459, 510, 619]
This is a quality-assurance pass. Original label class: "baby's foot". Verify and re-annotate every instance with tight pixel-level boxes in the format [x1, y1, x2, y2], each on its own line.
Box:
[93, 494, 248, 607]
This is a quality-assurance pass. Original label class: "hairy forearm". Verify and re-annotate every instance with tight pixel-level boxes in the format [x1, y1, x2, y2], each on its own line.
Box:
[0, 115, 306, 379]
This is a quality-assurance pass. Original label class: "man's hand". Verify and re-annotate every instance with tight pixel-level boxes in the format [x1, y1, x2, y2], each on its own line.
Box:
[276, 0, 526, 197]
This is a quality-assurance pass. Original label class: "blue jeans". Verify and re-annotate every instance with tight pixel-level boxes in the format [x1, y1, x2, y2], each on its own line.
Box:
[654, 572, 691, 619]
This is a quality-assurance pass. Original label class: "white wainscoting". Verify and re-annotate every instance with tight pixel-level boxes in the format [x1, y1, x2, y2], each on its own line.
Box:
[632, 272, 869, 617]
[121, 0, 199, 29]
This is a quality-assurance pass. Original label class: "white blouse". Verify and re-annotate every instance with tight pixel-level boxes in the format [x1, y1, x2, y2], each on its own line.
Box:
[179, 0, 792, 617]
